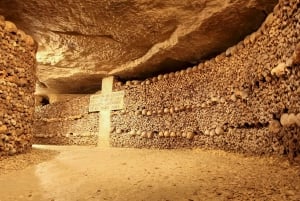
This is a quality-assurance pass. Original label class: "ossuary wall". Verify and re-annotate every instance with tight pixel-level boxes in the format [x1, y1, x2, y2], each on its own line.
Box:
[32, 0, 299, 160]
[0, 16, 37, 156]
[110, 0, 300, 160]
[33, 96, 99, 145]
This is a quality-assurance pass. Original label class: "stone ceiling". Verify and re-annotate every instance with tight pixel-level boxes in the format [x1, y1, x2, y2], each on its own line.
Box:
[0, 0, 277, 94]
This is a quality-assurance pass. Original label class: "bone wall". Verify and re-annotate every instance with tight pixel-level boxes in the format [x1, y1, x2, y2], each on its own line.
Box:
[33, 96, 98, 145]
[32, 0, 299, 160]
[0, 16, 36, 156]
[110, 0, 300, 160]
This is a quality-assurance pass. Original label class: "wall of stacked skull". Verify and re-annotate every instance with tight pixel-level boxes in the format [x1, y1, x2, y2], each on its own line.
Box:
[0, 16, 37, 156]
[33, 0, 300, 160]
[34, 96, 99, 145]
[110, 0, 300, 160]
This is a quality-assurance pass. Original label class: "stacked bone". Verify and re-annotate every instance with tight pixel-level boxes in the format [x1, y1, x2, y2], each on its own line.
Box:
[111, 0, 300, 159]
[0, 16, 37, 156]
[33, 96, 99, 145]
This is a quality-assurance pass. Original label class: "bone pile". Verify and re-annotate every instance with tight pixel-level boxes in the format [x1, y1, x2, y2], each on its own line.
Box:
[33, 0, 299, 160]
[33, 96, 99, 145]
[0, 16, 37, 156]
[110, 0, 300, 160]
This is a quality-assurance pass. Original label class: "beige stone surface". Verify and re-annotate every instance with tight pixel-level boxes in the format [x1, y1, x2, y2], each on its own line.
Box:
[0, 148, 58, 175]
[0, 146, 299, 201]
[0, 0, 277, 93]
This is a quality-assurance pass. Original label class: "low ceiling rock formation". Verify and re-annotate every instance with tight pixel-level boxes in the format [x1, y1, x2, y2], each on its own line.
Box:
[0, 0, 278, 93]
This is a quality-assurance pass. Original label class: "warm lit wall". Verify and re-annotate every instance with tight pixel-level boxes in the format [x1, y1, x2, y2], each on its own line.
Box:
[33, 0, 300, 160]
[0, 16, 37, 156]
[47, 93, 87, 104]
[110, 0, 300, 160]
[33, 96, 98, 145]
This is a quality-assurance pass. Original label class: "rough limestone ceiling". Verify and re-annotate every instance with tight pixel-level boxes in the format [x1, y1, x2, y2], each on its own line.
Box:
[0, 0, 278, 93]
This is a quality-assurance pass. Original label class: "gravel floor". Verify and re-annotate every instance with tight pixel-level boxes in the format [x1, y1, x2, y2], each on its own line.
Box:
[0, 146, 299, 201]
[0, 147, 59, 176]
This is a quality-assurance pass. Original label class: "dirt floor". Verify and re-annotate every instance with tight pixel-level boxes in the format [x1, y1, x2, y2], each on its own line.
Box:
[0, 146, 299, 201]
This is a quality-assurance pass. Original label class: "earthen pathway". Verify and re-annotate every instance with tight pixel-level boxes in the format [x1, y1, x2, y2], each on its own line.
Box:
[0, 146, 299, 201]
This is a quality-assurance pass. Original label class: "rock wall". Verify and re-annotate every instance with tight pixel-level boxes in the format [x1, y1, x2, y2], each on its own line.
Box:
[0, 0, 278, 94]
[33, 96, 99, 145]
[0, 16, 37, 156]
[110, 0, 300, 160]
